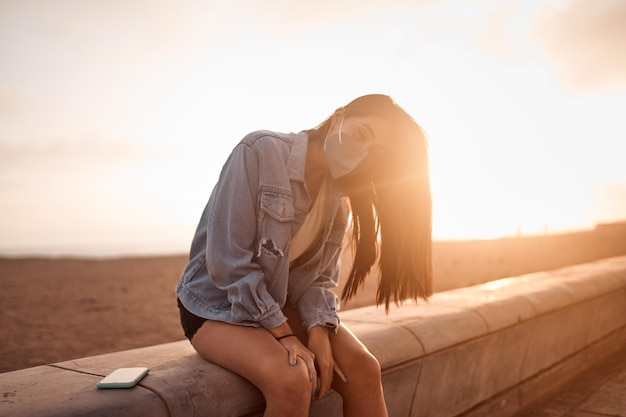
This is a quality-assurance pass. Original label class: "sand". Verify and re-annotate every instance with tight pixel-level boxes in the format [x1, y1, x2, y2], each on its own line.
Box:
[1, 223, 625, 373]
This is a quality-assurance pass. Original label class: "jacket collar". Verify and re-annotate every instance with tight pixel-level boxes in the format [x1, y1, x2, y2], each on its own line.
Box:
[285, 131, 309, 183]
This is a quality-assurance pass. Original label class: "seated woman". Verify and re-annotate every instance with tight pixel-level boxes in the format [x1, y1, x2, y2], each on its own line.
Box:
[176, 94, 432, 417]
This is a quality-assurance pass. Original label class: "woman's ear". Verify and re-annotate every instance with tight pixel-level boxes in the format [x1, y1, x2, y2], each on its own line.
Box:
[329, 107, 346, 132]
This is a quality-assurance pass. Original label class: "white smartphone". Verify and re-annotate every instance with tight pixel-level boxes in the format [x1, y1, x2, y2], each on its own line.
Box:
[96, 367, 150, 389]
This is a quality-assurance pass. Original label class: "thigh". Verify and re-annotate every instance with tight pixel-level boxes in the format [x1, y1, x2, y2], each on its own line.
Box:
[191, 319, 307, 393]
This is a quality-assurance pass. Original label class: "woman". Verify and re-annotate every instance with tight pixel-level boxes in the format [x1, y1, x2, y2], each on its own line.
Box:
[176, 94, 432, 417]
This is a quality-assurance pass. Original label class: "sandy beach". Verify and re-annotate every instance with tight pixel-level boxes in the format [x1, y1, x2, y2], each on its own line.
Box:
[1, 223, 625, 373]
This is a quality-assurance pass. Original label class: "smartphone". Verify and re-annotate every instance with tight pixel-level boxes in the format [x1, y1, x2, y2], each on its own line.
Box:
[96, 367, 149, 389]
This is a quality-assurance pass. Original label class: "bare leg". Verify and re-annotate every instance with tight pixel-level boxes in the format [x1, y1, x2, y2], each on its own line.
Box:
[330, 324, 389, 417]
[191, 319, 312, 417]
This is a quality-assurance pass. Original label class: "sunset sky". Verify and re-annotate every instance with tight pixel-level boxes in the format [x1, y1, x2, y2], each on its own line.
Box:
[1, 0, 625, 256]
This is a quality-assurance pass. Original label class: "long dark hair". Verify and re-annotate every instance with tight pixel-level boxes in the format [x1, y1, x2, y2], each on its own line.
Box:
[308, 94, 432, 310]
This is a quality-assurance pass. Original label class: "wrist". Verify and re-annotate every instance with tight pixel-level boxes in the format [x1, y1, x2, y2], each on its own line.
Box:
[275, 333, 297, 341]
[269, 322, 295, 340]
[308, 325, 330, 335]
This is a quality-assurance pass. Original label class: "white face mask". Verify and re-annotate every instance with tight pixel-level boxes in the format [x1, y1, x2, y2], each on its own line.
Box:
[323, 118, 370, 179]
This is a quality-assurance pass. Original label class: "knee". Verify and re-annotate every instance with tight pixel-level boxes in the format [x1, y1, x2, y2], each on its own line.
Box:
[349, 350, 383, 386]
[264, 362, 311, 406]
[281, 364, 312, 396]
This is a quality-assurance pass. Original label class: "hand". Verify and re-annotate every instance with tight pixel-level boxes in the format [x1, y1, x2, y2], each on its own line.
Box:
[276, 335, 318, 396]
[307, 326, 347, 400]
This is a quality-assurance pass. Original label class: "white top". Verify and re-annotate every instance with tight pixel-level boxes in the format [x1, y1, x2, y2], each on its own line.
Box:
[290, 178, 329, 265]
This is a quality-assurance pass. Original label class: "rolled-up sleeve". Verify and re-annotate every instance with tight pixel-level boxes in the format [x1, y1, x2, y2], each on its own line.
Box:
[204, 143, 287, 329]
[297, 283, 340, 333]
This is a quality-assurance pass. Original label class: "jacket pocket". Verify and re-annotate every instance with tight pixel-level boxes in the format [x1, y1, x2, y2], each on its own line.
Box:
[260, 191, 295, 222]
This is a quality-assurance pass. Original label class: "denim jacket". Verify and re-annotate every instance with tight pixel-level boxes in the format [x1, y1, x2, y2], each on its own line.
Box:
[176, 130, 348, 332]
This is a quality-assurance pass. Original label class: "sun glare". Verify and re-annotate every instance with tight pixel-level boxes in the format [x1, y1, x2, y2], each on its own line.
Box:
[1, 0, 624, 255]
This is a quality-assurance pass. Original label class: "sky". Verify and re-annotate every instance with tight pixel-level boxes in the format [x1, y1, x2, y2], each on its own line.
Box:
[1, 0, 625, 256]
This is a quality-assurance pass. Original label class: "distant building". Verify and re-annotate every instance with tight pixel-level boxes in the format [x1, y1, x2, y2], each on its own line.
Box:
[594, 221, 626, 235]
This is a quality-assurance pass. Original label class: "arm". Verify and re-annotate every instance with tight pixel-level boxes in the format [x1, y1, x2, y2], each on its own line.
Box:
[204, 142, 286, 329]
[297, 205, 350, 399]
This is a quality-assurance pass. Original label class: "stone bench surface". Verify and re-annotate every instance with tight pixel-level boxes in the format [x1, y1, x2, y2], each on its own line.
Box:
[2, 256, 625, 417]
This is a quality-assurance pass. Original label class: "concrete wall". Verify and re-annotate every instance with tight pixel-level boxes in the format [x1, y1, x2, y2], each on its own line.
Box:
[2, 256, 625, 417]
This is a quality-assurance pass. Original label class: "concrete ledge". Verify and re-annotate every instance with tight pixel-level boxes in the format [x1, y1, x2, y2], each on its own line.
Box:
[2, 256, 625, 417]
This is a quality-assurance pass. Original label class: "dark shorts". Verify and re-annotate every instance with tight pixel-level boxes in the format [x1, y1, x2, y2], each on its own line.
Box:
[177, 298, 207, 341]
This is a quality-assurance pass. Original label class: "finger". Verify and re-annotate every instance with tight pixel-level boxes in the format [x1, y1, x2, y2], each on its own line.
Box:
[317, 363, 333, 399]
[311, 372, 317, 399]
[288, 350, 297, 367]
[333, 361, 348, 383]
[277, 338, 299, 367]
[298, 354, 318, 397]
[313, 368, 323, 399]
